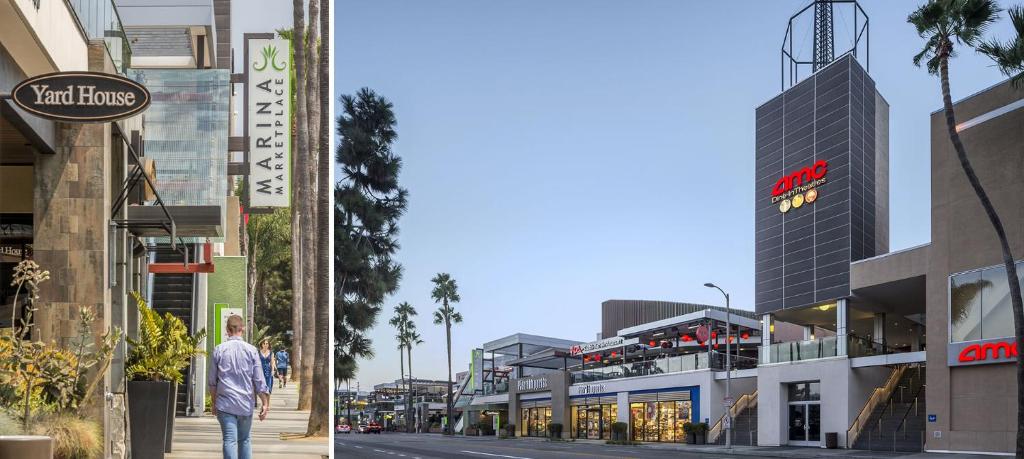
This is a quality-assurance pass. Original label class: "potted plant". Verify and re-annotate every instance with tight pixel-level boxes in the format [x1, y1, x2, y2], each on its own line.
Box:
[693, 422, 709, 444]
[611, 422, 629, 443]
[683, 422, 696, 444]
[125, 292, 205, 459]
[504, 423, 515, 438]
[547, 422, 563, 439]
[0, 260, 120, 459]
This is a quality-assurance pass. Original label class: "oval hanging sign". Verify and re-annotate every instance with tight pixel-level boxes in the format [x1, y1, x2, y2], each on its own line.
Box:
[11, 72, 150, 123]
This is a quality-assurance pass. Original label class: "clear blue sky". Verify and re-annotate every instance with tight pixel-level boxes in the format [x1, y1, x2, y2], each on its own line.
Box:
[334, 0, 1018, 391]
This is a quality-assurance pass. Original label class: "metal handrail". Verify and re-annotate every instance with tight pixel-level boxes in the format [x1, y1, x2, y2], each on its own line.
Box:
[708, 390, 758, 443]
[846, 365, 906, 448]
[894, 382, 926, 441]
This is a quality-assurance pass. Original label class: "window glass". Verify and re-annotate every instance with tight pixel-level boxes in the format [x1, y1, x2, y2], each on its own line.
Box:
[981, 266, 1015, 340]
[950, 270, 983, 342]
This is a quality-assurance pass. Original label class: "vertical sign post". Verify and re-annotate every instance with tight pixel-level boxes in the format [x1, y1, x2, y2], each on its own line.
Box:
[246, 36, 292, 208]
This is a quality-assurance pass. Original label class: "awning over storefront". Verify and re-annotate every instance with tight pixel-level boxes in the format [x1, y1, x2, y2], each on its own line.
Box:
[126, 205, 222, 237]
[506, 348, 580, 370]
[617, 308, 762, 337]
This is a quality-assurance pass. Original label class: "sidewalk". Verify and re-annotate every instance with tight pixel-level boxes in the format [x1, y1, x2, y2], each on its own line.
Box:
[506, 437, 1005, 459]
[166, 382, 328, 459]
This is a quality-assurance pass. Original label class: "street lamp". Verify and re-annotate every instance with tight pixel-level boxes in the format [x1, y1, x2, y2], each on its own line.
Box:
[704, 282, 732, 450]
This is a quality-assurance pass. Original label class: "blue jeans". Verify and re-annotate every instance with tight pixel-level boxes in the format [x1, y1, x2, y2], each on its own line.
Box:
[217, 411, 253, 459]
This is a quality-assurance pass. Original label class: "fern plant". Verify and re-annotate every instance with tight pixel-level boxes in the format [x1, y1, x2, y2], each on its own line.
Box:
[126, 292, 206, 383]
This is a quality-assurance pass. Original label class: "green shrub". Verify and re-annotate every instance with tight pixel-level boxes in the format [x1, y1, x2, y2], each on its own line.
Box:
[611, 422, 628, 435]
[126, 292, 205, 382]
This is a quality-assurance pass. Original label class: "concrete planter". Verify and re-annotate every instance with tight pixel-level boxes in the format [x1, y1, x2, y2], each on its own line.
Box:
[0, 435, 53, 459]
[128, 380, 171, 459]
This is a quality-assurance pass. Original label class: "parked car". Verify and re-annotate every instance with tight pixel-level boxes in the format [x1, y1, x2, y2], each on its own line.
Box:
[336, 424, 351, 434]
[367, 421, 383, 434]
[357, 424, 369, 433]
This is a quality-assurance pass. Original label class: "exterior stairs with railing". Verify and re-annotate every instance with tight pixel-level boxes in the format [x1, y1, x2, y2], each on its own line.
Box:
[151, 250, 196, 417]
[851, 365, 926, 452]
[710, 390, 757, 446]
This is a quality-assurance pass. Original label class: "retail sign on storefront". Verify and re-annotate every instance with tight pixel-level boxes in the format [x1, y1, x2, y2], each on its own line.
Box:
[948, 337, 1018, 366]
[570, 384, 606, 396]
[515, 377, 549, 393]
[770, 160, 827, 213]
[11, 72, 150, 122]
[569, 336, 638, 356]
[246, 37, 292, 208]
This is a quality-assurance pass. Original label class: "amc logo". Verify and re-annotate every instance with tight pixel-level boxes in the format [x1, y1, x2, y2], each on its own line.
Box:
[949, 338, 1019, 366]
[570, 345, 582, 355]
[772, 160, 828, 197]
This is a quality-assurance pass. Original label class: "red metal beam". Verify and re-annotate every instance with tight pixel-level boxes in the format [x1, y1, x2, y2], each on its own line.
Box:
[149, 242, 215, 274]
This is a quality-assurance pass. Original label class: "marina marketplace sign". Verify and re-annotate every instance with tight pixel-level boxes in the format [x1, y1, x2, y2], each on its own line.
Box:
[246, 37, 292, 208]
[11, 72, 150, 122]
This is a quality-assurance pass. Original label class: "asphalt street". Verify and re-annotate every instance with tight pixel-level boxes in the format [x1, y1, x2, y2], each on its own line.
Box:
[334, 433, 691, 459]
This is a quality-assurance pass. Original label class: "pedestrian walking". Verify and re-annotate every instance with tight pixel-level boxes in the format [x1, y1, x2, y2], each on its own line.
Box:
[259, 338, 275, 394]
[274, 347, 290, 388]
[208, 314, 270, 459]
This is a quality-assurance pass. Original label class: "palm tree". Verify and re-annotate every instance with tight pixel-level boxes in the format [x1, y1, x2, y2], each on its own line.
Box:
[389, 302, 415, 429]
[312, 0, 332, 437]
[289, 0, 307, 396]
[405, 328, 423, 433]
[978, 6, 1024, 86]
[298, 0, 321, 413]
[909, 1, 1024, 454]
[431, 273, 462, 435]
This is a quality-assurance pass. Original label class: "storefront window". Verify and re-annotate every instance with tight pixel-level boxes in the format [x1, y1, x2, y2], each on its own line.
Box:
[629, 399, 692, 442]
[950, 261, 1024, 342]
[520, 406, 551, 437]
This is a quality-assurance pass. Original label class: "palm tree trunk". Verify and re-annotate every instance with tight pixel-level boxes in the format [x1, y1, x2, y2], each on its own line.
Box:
[246, 247, 259, 340]
[399, 344, 405, 428]
[445, 317, 453, 436]
[298, 0, 321, 412]
[290, 0, 307, 390]
[408, 343, 415, 433]
[939, 50, 1024, 456]
[306, 0, 331, 435]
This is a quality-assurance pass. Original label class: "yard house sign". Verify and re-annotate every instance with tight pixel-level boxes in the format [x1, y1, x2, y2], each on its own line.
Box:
[12, 72, 150, 122]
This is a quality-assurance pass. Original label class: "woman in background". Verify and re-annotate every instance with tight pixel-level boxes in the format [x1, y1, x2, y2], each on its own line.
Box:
[258, 338, 275, 394]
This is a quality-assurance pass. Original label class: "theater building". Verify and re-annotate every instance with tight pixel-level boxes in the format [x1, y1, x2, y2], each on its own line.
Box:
[455, 45, 1022, 458]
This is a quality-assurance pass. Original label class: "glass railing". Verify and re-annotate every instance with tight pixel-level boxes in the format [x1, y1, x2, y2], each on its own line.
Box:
[570, 352, 710, 384]
[65, 0, 132, 74]
[760, 336, 839, 364]
[708, 351, 760, 371]
[481, 382, 508, 395]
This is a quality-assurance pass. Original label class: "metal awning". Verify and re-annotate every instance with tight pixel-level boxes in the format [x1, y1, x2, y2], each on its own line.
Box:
[506, 348, 581, 370]
[482, 333, 581, 356]
[126, 205, 222, 237]
[617, 309, 762, 337]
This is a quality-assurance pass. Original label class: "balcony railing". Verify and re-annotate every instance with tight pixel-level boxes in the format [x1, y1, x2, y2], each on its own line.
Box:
[65, 0, 132, 74]
[571, 352, 710, 383]
[760, 336, 839, 364]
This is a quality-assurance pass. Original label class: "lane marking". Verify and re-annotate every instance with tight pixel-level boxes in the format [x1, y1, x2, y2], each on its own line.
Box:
[461, 451, 533, 459]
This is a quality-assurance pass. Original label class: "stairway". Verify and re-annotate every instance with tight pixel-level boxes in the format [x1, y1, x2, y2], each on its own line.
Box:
[852, 365, 926, 452]
[714, 402, 758, 446]
[151, 249, 197, 417]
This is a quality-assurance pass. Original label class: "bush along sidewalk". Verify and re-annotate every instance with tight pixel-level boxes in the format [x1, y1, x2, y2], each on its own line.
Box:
[0, 260, 122, 459]
[606, 422, 642, 445]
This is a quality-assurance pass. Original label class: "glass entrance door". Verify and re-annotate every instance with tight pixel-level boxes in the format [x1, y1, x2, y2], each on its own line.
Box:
[787, 402, 821, 445]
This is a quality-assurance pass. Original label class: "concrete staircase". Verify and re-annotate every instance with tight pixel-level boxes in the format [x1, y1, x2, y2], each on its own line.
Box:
[852, 365, 926, 452]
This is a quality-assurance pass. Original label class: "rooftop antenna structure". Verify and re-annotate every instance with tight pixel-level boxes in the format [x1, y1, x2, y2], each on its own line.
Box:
[781, 0, 869, 90]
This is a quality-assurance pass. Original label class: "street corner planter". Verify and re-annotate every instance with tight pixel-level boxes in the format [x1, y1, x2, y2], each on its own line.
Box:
[686, 432, 696, 444]
[695, 433, 706, 445]
[127, 380, 171, 459]
[164, 382, 178, 453]
[0, 435, 53, 459]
